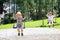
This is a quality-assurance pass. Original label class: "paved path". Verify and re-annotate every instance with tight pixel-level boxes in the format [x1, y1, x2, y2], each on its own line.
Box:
[0, 28, 60, 40]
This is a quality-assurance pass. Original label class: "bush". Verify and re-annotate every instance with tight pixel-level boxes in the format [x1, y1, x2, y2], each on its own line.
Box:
[3, 14, 10, 24]
[3, 14, 16, 24]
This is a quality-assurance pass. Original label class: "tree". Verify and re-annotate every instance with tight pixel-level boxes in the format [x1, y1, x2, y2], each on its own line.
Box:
[0, 0, 3, 14]
[58, 0, 60, 17]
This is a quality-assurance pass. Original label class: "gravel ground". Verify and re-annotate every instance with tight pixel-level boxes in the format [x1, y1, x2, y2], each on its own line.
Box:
[0, 28, 60, 40]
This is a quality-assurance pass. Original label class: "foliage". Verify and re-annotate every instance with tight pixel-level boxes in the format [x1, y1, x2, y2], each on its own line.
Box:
[1, 0, 60, 24]
[15, 0, 59, 20]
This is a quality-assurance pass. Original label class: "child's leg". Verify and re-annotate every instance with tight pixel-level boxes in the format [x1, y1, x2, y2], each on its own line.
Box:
[21, 28, 23, 36]
[17, 28, 20, 32]
[48, 22, 51, 28]
[52, 21, 54, 27]
[17, 28, 21, 36]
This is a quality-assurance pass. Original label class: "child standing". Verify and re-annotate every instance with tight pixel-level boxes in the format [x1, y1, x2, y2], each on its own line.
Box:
[15, 12, 26, 36]
[46, 12, 55, 28]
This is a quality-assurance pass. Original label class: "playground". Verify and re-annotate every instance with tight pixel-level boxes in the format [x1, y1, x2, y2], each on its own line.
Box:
[0, 0, 60, 40]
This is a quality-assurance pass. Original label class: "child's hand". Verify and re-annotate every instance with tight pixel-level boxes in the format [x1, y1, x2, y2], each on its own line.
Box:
[46, 13, 49, 17]
[23, 17, 26, 20]
[24, 17, 26, 19]
[53, 14, 57, 17]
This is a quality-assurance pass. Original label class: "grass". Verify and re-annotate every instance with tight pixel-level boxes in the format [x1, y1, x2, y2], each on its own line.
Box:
[0, 17, 60, 29]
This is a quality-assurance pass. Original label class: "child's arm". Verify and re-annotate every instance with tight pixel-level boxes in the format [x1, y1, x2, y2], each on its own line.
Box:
[53, 15, 56, 18]
[46, 13, 48, 17]
[13, 15, 17, 20]
[23, 17, 26, 20]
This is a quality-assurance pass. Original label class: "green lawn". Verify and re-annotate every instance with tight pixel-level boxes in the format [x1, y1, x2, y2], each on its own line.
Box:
[0, 17, 60, 29]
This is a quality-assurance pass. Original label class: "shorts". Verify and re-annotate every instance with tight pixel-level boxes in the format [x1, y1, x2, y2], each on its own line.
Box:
[48, 20, 54, 25]
[16, 24, 22, 28]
